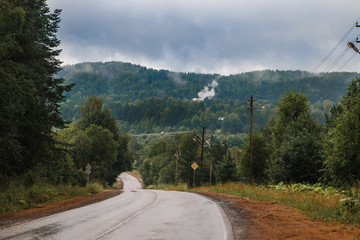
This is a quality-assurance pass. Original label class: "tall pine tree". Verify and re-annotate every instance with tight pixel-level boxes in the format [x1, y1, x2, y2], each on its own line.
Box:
[0, 0, 72, 178]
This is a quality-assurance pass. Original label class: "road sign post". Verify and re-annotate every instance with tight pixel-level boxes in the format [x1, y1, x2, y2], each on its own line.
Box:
[85, 163, 91, 183]
[191, 162, 198, 187]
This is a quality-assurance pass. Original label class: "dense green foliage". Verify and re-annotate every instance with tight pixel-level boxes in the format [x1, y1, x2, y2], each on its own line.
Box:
[59, 62, 360, 134]
[58, 62, 217, 102]
[137, 93, 325, 186]
[216, 152, 237, 183]
[135, 88, 360, 190]
[57, 96, 132, 185]
[0, 0, 73, 180]
[323, 78, 360, 187]
[0, 2, 129, 191]
[136, 131, 238, 187]
[59, 62, 359, 106]
[239, 132, 270, 183]
[265, 92, 324, 184]
[110, 97, 272, 134]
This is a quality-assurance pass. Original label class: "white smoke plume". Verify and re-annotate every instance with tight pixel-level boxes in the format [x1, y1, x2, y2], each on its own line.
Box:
[193, 80, 219, 101]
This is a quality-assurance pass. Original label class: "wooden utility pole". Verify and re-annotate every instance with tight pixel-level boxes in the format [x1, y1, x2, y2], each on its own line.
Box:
[175, 146, 180, 186]
[248, 95, 255, 184]
[209, 134, 213, 185]
[201, 127, 205, 168]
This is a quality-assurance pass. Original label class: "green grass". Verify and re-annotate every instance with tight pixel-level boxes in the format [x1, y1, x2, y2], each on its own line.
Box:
[85, 182, 103, 194]
[193, 182, 360, 227]
[0, 180, 105, 216]
[146, 183, 190, 191]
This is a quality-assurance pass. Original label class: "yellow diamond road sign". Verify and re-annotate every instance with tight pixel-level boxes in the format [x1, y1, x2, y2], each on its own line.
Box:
[191, 162, 198, 170]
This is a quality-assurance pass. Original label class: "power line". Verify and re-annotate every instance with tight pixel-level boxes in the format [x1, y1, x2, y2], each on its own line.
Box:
[311, 17, 360, 73]
[336, 52, 357, 72]
[323, 47, 350, 73]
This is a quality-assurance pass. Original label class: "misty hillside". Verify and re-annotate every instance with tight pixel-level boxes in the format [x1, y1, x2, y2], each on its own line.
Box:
[59, 61, 360, 134]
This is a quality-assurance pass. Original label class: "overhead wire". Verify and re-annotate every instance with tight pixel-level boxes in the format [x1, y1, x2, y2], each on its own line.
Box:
[335, 34, 360, 71]
[311, 17, 360, 73]
[323, 47, 350, 73]
[336, 52, 357, 72]
[252, 22, 360, 106]
[327, 34, 360, 72]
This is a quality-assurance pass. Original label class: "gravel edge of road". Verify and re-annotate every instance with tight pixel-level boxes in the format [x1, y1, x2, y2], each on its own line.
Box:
[196, 192, 252, 240]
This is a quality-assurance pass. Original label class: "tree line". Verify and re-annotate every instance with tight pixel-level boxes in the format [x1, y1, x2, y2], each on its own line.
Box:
[55, 96, 132, 186]
[0, 0, 72, 182]
[0, 1, 131, 187]
[108, 97, 273, 134]
[137, 80, 360, 188]
[59, 62, 360, 134]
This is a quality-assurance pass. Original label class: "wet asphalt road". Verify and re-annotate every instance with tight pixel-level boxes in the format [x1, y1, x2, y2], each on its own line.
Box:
[0, 173, 234, 240]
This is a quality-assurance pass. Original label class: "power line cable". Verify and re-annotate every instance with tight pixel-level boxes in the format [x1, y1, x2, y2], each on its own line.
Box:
[332, 34, 360, 72]
[336, 52, 357, 71]
[311, 17, 360, 73]
[323, 47, 350, 73]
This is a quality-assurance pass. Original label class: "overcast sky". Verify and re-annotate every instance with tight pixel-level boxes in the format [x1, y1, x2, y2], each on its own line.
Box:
[48, 0, 360, 75]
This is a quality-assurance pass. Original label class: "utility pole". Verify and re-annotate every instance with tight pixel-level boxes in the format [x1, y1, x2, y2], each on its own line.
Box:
[175, 146, 180, 186]
[201, 127, 205, 168]
[152, 160, 154, 184]
[193, 168, 196, 187]
[248, 95, 255, 184]
[209, 134, 213, 186]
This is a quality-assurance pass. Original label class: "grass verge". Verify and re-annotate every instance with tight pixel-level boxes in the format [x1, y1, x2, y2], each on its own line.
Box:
[0, 181, 104, 216]
[193, 182, 360, 227]
[146, 183, 190, 191]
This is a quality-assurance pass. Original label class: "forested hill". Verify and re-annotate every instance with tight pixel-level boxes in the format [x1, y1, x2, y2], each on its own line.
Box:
[59, 61, 220, 101]
[59, 61, 360, 133]
[60, 61, 359, 103]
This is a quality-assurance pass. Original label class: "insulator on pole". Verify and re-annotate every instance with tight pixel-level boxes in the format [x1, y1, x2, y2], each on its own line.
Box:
[347, 41, 360, 54]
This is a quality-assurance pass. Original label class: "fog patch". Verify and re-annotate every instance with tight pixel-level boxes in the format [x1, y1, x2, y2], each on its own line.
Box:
[168, 72, 187, 87]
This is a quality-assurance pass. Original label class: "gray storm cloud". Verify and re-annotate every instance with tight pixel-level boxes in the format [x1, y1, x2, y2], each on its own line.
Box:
[48, 0, 360, 74]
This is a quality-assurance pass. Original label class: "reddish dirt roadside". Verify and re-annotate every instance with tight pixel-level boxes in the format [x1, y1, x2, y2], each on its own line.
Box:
[0, 186, 122, 230]
[200, 192, 360, 240]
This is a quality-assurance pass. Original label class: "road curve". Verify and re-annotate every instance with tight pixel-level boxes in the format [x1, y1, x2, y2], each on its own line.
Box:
[0, 173, 234, 240]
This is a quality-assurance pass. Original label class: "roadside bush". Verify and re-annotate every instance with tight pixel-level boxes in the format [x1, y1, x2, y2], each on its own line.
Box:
[71, 169, 87, 187]
[0, 179, 105, 216]
[336, 198, 360, 224]
[86, 182, 103, 194]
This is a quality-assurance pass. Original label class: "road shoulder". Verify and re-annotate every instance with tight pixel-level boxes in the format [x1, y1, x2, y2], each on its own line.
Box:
[198, 192, 360, 240]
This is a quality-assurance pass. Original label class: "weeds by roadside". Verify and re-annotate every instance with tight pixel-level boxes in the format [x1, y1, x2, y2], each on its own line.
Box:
[86, 183, 103, 194]
[146, 183, 189, 191]
[0, 179, 106, 216]
[192, 182, 360, 227]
